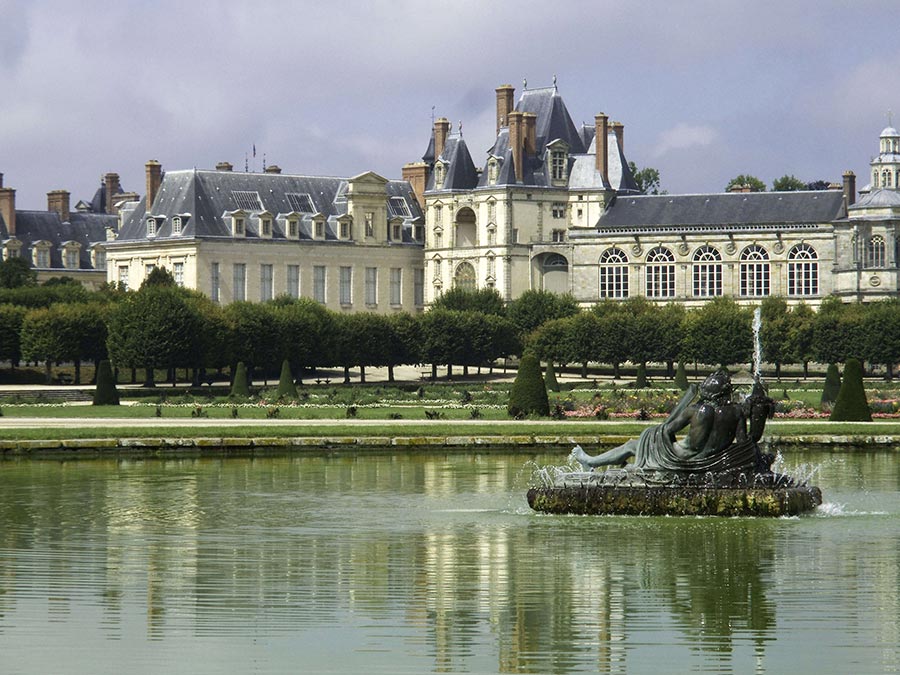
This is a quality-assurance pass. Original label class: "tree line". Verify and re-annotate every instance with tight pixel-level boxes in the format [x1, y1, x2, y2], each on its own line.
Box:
[1, 265, 899, 385]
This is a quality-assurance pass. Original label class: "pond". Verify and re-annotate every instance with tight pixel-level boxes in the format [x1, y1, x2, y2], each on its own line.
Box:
[0, 449, 898, 674]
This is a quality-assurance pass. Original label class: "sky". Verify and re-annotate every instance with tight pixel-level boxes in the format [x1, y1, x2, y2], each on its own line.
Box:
[2, 0, 900, 209]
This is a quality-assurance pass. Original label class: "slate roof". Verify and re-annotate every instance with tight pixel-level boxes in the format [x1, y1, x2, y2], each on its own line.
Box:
[0, 210, 113, 269]
[426, 134, 479, 192]
[593, 190, 845, 232]
[848, 188, 900, 211]
[117, 169, 423, 242]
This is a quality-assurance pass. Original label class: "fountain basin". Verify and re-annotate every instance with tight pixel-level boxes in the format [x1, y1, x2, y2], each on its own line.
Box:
[527, 470, 822, 517]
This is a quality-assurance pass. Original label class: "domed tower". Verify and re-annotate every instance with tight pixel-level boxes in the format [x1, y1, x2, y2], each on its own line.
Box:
[867, 124, 900, 192]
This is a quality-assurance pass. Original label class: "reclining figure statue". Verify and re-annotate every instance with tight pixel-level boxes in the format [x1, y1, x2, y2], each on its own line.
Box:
[573, 370, 773, 475]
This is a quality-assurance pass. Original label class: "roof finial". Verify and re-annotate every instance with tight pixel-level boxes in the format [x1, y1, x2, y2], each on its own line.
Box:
[431, 105, 435, 125]
[458, 120, 463, 136]
[262, 153, 267, 171]
[523, 77, 527, 90]
[245, 153, 248, 172]
[553, 74, 557, 92]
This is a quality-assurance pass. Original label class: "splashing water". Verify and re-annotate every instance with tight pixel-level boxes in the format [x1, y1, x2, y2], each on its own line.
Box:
[752, 306, 763, 379]
[524, 452, 584, 488]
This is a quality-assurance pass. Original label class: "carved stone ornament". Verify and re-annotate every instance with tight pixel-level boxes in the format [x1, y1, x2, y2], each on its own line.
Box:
[725, 242, 737, 255]
[631, 244, 643, 257]
[773, 241, 785, 254]
[870, 275, 882, 287]
[677, 242, 690, 256]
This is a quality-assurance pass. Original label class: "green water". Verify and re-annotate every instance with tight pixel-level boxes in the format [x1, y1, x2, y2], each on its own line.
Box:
[0, 451, 898, 674]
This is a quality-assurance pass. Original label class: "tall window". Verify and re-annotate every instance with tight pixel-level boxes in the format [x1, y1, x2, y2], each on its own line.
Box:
[867, 235, 886, 267]
[740, 245, 770, 297]
[551, 150, 566, 181]
[288, 219, 299, 239]
[692, 245, 722, 297]
[260, 264, 273, 301]
[788, 244, 818, 296]
[599, 247, 629, 298]
[210, 262, 220, 302]
[287, 264, 300, 298]
[173, 261, 184, 287]
[146, 217, 157, 238]
[390, 268, 402, 306]
[414, 268, 424, 306]
[172, 217, 182, 236]
[645, 246, 675, 298]
[233, 263, 246, 301]
[340, 221, 350, 239]
[365, 267, 377, 305]
[339, 266, 352, 305]
[454, 262, 477, 290]
[36, 248, 50, 268]
[65, 248, 79, 269]
[487, 200, 497, 224]
[118, 265, 129, 291]
[313, 266, 326, 303]
[552, 202, 566, 219]
[260, 218, 272, 237]
[314, 220, 325, 238]
[434, 204, 443, 226]
[551, 229, 566, 243]
[486, 254, 496, 279]
[364, 212, 374, 238]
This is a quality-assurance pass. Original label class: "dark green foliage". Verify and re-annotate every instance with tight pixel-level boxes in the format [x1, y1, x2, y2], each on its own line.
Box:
[225, 302, 281, 377]
[634, 363, 648, 388]
[772, 174, 806, 191]
[430, 287, 505, 316]
[230, 362, 251, 398]
[508, 353, 549, 417]
[0, 257, 37, 288]
[140, 266, 177, 288]
[830, 358, 871, 422]
[682, 297, 752, 367]
[275, 359, 297, 399]
[507, 289, 579, 337]
[0, 304, 26, 363]
[544, 361, 560, 392]
[674, 362, 689, 390]
[628, 161, 663, 195]
[92, 360, 119, 405]
[821, 363, 841, 407]
[725, 174, 766, 192]
[0, 284, 90, 307]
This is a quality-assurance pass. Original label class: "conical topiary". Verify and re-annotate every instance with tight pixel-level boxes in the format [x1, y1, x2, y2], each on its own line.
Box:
[508, 353, 550, 417]
[230, 361, 251, 398]
[544, 361, 560, 392]
[674, 362, 689, 391]
[829, 358, 871, 421]
[92, 360, 120, 406]
[634, 363, 648, 388]
[820, 363, 841, 407]
[276, 359, 298, 399]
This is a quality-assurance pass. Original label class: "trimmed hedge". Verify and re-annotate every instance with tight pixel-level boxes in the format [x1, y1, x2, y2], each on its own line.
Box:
[830, 358, 871, 422]
[92, 360, 119, 406]
[230, 362, 251, 398]
[674, 362, 689, 391]
[508, 354, 549, 417]
[276, 359, 298, 399]
[544, 361, 560, 392]
[820, 363, 841, 407]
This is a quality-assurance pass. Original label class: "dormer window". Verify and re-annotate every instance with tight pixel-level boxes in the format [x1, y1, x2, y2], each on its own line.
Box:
[314, 219, 325, 239]
[32, 241, 51, 268]
[365, 212, 374, 238]
[91, 245, 106, 270]
[287, 218, 299, 240]
[434, 163, 445, 189]
[3, 239, 22, 261]
[392, 222, 402, 241]
[388, 196, 411, 218]
[172, 216, 182, 236]
[146, 216, 158, 238]
[487, 159, 499, 185]
[547, 140, 569, 185]
[339, 219, 351, 240]
[232, 216, 245, 238]
[260, 217, 272, 238]
[61, 242, 81, 270]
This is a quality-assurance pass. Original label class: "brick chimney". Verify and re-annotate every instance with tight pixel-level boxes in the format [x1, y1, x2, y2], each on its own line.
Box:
[402, 162, 429, 209]
[508, 111, 524, 183]
[145, 160, 162, 210]
[104, 173, 120, 215]
[265, 165, 282, 174]
[595, 113, 609, 185]
[843, 170, 856, 207]
[216, 161, 233, 172]
[495, 84, 515, 135]
[523, 112, 537, 155]
[433, 118, 451, 161]
[611, 121, 624, 155]
[0, 184, 15, 235]
[47, 190, 71, 222]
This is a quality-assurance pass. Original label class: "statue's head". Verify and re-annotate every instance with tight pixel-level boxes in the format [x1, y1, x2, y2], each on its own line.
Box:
[700, 369, 733, 403]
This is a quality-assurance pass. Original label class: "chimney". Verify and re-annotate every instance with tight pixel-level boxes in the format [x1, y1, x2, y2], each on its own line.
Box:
[611, 122, 624, 155]
[0, 185, 15, 235]
[104, 173, 120, 215]
[433, 118, 451, 161]
[508, 111, 524, 183]
[523, 112, 537, 155]
[0, 173, 4, 187]
[216, 161, 233, 172]
[595, 113, 609, 185]
[265, 165, 282, 174]
[495, 84, 515, 135]
[402, 162, 429, 209]
[47, 190, 71, 222]
[842, 170, 856, 207]
[145, 160, 162, 210]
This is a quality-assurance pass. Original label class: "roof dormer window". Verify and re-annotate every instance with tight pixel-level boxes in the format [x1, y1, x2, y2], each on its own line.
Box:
[232, 214, 246, 238]
[91, 244, 106, 270]
[551, 150, 567, 182]
[171, 216, 182, 236]
[32, 241, 51, 268]
[487, 159, 499, 185]
[338, 217, 351, 240]
[259, 213, 273, 239]
[388, 196, 411, 218]
[286, 217, 300, 240]
[61, 241, 81, 270]
[146, 216, 158, 238]
[434, 162, 445, 190]
[313, 218, 325, 240]
[391, 221, 402, 242]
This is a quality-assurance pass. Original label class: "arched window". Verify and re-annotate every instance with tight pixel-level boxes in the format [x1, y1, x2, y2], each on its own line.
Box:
[740, 245, 770, 297]
[540, 253, 568, 294]
[867, 235, 886, 268]
[454, 207, 477, 247]
[692, 245, 722, 297]
[599, 247, 629, 298]
[788, 244, 818, 296]
[646, 246, 675, 298]
[873, 170, 879, 189]
[454, 261, 477, 290]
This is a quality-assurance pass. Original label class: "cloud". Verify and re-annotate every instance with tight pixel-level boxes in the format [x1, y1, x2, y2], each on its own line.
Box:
[653, 124, 720, 158]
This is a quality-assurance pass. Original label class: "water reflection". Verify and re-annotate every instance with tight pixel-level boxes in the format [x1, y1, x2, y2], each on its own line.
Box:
[0, 452, 897, 674]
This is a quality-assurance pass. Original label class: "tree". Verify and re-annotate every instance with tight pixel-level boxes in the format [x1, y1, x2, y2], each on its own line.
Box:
[772, 174, 806, 191]
[507, 353, 549, 417]
[862, 299, 900, 378]
[759, 296, 791, 377]
[141, 266, 177, 289]
[674, 362, 689, 390]
[386, 312, 423, 381]
[805, 180, 831, 191]
[820, 363, 841, 407]
[544, 361, 560, 392]
[811, 297, 865, 365]
[275, 359, 297, 399]
[274, 297, 334, 381]
[506, 289, 579, 338]
[92, 360, 120, 405]
[830, 358, 871, 422]
[230, 361, 250, 398]
[226, 302, 282, 383]
[725, 174, 766, 192]
[527, 315, 577, 366]
[0, 257, 37, 288]
[682, 298, 753, 368]
[20, 306, 83, 383]
[593, 302, 630, 377]
[0, 304, 27, 366]
[430, 287, 505, 316]
[628, 161, 663, 195]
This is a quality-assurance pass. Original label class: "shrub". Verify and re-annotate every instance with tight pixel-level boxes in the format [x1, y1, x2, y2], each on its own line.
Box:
[276, 359, 298, 400]
[674, 362, 689, 391]
[544, 362, 560, 392]
[92, 360, 120, 406]
[508, 353, 549, 417]
[830, 358, 872, 422]
[820, 363, 841, 407]
[230, 362, 251, 398]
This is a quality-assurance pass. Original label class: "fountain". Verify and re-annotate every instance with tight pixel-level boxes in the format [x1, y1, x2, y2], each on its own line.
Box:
[527, 309, 823, 517]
